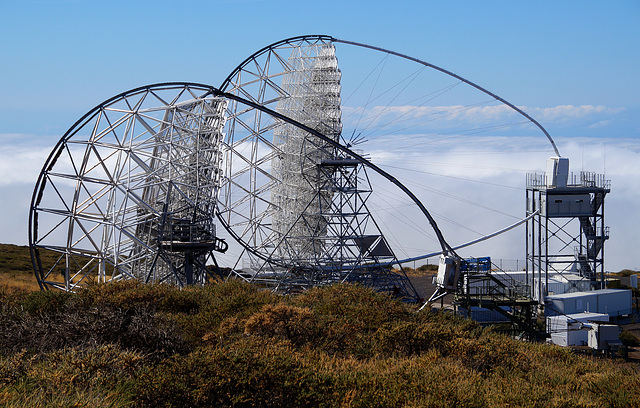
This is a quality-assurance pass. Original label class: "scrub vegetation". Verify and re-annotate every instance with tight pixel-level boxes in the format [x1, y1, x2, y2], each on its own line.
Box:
[0, 278, 639, 408]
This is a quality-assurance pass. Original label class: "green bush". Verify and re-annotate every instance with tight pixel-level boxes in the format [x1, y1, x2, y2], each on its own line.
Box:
[1, 279, 640, 407]
[19, 289, 72, 315]
[620, 330, 640, 347]
[417, 264, 438, 273]
[135, 340, 331, 408]
[244, 303, 318, 346]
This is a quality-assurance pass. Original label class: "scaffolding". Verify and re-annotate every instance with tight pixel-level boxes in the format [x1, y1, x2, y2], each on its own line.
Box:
[454, 257, 541, 339]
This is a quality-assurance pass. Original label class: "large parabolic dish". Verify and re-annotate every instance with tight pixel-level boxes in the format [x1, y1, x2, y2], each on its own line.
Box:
[216, 35, 559, 293]
[29, 84, 230, 290]
[29, 82, 423, 297]
[30, 35, 559, 298]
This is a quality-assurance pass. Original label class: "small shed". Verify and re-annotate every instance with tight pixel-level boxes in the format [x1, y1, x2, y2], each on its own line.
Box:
[587, 323, 621, 350]
[547, 312, 609, 347]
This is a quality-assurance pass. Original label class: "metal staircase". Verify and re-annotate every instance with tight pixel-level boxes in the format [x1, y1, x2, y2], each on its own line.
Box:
[455, 258, 544, 340]
[575, 191, 609, 283]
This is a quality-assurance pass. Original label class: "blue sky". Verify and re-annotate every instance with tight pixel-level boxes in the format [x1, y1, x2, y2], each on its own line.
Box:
[1, 0, 639, 270]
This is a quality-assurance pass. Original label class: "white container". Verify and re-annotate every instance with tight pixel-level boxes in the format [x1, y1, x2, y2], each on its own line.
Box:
[436, 255, 460, 290]
[546, 157, 569, 188]
[593, 289, 632, 317]
[545, 292, 598, 316]
[587, 323, 621, 350]
[631, 274, 638, 289]
[547, 312, 609, 347]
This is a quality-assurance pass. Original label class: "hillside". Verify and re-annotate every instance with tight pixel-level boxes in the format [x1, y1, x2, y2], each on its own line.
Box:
[0, 243, 44, 292]
[0, 278, 639, 407]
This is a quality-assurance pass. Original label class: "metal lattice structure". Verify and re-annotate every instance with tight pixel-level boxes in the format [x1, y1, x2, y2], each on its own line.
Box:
[30, 84, 229, 290]
[271, 43, 342, 263]
[526, 166, 610, 298]
[218, 38, 422, 298]
[30, 35, 565, 306]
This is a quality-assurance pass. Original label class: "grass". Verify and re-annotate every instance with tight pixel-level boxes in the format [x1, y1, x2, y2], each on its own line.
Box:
[0, 279, 638, 408]
[396, 264, 439, 276]
[0, 244, 42, 293]
[0, 244, 86, 293]
[1, 244, 639, 407]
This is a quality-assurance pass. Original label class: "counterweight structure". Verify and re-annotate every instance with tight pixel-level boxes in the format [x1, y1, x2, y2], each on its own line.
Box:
[133, 97, 229, 285]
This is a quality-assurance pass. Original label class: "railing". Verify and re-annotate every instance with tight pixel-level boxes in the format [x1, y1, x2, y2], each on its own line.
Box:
[460, 271, 531, 301]
[527, 171, 611, 190]
[570, 172, 611, 189]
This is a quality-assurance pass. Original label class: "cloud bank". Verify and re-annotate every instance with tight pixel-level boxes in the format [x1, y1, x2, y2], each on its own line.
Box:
[1, 125, 638, 272]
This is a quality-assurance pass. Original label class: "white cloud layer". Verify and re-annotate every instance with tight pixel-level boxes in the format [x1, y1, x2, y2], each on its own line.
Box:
[1, 131, 638, 272]
[343, 104, 626, 132]
[0, 145, 51, 185]
[528, 105, 625, 122]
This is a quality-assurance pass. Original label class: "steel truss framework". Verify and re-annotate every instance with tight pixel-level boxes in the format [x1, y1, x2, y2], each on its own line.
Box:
[29, 82, 421, 297]
[242, 154, 418, 298]
[216, 35, 561, 300]
[218, 36, 456, 268]
[30, 35, 564, 304]
[526, 171, 611, 299]
[30, 84, 230, 290]
[218, 38, 425, 298]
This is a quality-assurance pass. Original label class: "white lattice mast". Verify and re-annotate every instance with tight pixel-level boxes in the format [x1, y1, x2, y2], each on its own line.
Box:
[271, 43, 342, 264]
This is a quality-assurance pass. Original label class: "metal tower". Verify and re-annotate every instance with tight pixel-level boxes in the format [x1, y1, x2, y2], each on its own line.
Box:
[526, 157, 610, 300]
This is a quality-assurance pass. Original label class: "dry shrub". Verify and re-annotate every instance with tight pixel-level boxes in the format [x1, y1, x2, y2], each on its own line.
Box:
[1, 279, 639, 407]
[373, 321, 449, 357]
[323, 354, 486, 408]
[17, 289, 72, 314]
[287, 284, 414, 357]
[293, 284, 409, 330]
[445, 334, 534, 373]
[77, 280, 175, 310]
[583, 370, 640, 408]
[0, 297, 190, 359]
[244, 303, 317, 346]
[620, 330, 640, 347]
[136, 339, 331, 408]
[170, 279, 279, 343]
[0, 345, 141, 408]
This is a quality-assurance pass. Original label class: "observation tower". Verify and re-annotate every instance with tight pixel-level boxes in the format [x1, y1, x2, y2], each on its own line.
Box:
[526, 157, 610, 299]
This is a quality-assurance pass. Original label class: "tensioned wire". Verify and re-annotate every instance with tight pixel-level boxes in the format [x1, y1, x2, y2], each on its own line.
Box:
[332, 47, 545, 235]
[337, 47, 553, 173]
[338, 49, 512, 148]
